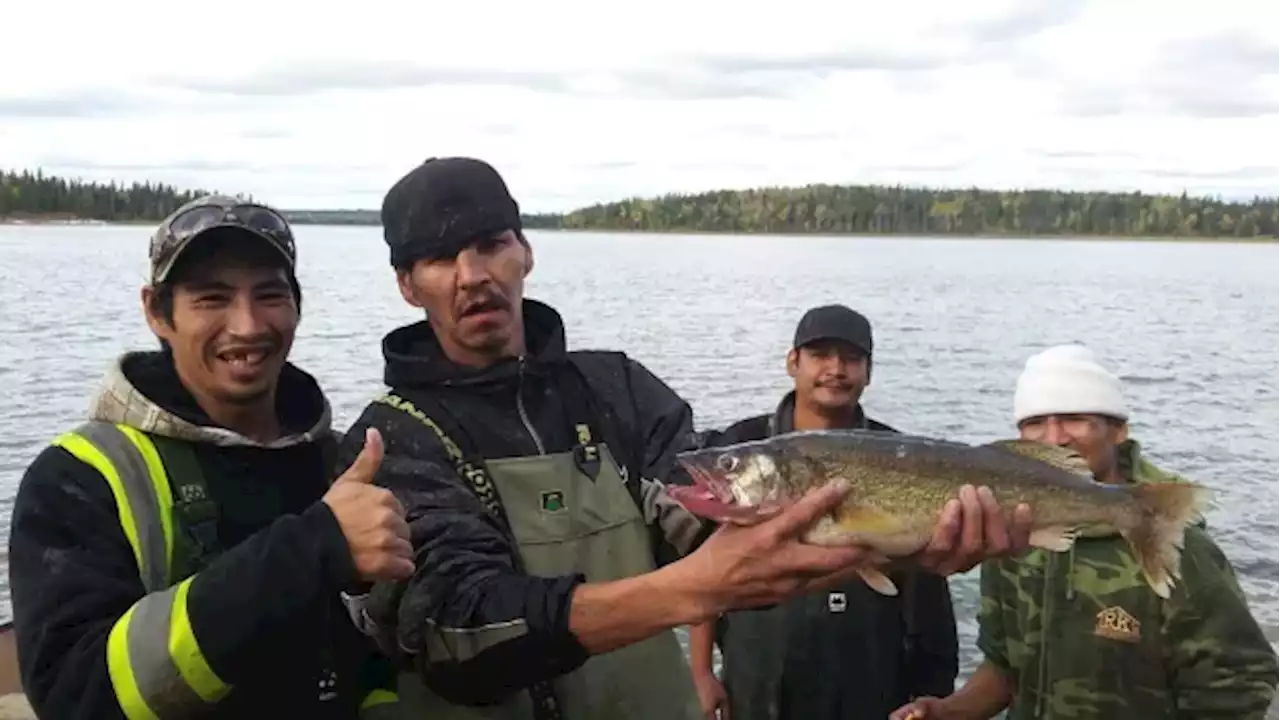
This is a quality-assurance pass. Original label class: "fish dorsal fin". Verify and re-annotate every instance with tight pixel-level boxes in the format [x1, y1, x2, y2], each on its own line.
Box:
[987, 439, 1094, 479]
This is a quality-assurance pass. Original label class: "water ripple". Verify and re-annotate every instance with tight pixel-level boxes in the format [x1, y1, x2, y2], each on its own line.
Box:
[0, 226, 1275, 689]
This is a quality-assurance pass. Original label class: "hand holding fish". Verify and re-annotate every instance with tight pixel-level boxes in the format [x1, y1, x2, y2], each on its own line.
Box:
[677, 478, 887, 615]
[667, 429, 1206, 598]
[911, 484, 1033, 576]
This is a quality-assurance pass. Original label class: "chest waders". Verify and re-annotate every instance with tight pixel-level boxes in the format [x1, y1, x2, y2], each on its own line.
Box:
[50, 421, 397, 719]
[380, 367, 702, 720]
[719, 412, 927, 719]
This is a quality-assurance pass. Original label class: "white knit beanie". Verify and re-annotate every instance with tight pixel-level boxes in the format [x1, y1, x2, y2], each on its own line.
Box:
[1013, 344, 1129, 424]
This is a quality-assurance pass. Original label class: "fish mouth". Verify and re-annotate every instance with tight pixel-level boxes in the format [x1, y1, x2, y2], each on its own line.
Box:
[676, 457, 736, 503]
[669, 456, 770, 525]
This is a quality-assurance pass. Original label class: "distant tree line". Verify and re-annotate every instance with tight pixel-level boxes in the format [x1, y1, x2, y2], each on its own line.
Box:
[5, 167, 1276, 239]
[0, 169, 233, 222]
[539, 185, 1279, 239]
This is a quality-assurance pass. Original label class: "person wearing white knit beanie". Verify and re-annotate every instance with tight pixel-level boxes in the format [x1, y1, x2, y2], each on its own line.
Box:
[892, 343, 1278, 720]
[1014, 344, 1129, 425]
[1010, 344, 1133, 484]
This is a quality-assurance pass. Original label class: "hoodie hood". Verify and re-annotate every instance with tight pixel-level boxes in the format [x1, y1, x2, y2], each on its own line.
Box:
[1118, 438, 1181, 485]
[382, 297, 568, 389]
[86, 350, 332, 448]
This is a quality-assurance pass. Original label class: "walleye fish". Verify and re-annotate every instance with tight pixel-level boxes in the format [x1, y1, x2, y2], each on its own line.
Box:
[667, 429, 1208, 599]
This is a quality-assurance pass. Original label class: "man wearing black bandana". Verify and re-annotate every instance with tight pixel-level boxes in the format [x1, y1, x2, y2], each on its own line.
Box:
[337, 157, 1033, 720]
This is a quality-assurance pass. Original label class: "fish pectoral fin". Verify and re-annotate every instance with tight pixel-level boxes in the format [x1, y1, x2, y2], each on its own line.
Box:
[1029, 524, 1079, 552]
[986, 439, 1094, 479]
[856, 566, 899, 596]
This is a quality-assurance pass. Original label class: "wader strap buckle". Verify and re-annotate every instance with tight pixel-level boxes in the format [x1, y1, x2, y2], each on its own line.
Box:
[150, 436, 222, 577]
[573, 443, 602, 481]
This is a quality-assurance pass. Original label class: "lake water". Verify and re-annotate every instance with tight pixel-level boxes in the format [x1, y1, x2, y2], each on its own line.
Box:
[1, 224, 1276, 699]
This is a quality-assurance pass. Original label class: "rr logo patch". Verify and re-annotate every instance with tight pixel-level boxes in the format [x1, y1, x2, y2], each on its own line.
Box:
[1094, 606, 1141, 643]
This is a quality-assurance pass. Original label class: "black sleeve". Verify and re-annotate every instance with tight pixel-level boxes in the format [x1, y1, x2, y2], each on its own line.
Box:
[609, 357, 716, 563]
[8, 445, 359, 719]
[903, 570, 960, 699]
[337, 401, 589, 707]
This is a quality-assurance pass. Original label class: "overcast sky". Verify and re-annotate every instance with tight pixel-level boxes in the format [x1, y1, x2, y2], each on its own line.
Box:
[2, 0, 1275, 211]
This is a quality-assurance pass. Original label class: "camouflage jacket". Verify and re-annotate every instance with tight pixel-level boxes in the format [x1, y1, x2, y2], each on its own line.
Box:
[976, 439, 1278, 719]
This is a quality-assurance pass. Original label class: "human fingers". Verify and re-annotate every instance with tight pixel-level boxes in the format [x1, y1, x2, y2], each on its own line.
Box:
[918, 498, 960, 569]
[954, 484, 984, 562]
[386, 537, 414, 560]
[1009, 502, 1033, 555]
[385, 490, 408, 519]
[977, 486, 1010, 556]
[762, 480, 851, 540]
[336, 428, 384, 484]
[781, 542, 885, 583]
[382, 556, 415, 581]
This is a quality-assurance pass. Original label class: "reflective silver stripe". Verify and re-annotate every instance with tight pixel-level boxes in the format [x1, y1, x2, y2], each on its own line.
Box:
[74, 421, 168, 592]
[341, 591, 380, 637]
[127, 583, 206, 715]
[423, 619, 529, 664]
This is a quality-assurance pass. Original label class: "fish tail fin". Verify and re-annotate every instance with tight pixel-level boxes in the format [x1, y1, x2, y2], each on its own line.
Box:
[1121, 482, 1210, 599]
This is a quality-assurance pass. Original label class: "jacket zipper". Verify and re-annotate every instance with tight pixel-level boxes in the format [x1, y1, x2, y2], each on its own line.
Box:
[516, 356, 547, 455]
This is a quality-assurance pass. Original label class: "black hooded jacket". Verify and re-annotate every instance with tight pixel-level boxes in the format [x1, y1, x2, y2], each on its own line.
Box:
[705, 392, 960, 720]
[7, 351, 393, 719]
[334, 298, 711, 705]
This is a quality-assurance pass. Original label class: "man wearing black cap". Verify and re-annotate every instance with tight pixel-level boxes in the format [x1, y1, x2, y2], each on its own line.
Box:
[8, 196, 407, 719]
[336, 158, 1030, 720]
[687, 304, 959, 720]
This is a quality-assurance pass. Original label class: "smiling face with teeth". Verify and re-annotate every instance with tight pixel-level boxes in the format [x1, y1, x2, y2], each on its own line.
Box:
[143, 228, 300, 417]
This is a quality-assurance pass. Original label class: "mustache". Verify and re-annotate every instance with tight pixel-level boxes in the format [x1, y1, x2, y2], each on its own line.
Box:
[458, 290, 510, 316]
[816, 377, 852, 389]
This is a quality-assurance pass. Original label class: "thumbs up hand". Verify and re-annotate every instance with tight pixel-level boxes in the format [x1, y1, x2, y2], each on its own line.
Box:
[323, 428, 415, 582]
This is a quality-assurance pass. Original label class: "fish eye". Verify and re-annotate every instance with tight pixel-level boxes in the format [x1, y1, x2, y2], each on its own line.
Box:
[715, 454, 739, 473]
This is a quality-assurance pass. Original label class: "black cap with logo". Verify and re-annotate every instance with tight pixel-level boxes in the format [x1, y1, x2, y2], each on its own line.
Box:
[792, 304, 873, 356]
[380, 157, 523, 269]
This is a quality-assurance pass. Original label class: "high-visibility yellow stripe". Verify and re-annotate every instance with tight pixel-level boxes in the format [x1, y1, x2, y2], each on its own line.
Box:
[106, 604, 158, 720]
[54, 432, 144, 572]
[58, 424, 233, 715]
[167, 577, 229, 702]
[360, 689, 399, 709]
[117, 426, 176, 582]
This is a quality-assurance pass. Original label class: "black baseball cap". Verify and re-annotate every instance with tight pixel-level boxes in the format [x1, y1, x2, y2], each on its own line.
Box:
[793, 304, 873, 356]
[380, 156, 523, 269]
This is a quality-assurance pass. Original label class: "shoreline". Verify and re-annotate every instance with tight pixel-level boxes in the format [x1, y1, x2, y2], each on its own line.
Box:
[534, 226, 1280, 244]
[3, 217, 1276, 244]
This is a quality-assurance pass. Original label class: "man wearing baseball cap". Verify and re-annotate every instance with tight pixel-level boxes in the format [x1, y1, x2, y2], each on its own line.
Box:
[892, 344, 1277, 720]
[335, 157, 1030, 720]
[9, 196, 406, 719]
[687, 304, 960, 720]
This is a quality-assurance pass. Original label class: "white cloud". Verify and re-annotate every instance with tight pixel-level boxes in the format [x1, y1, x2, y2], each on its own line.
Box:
[1, 0, 1275, 211]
